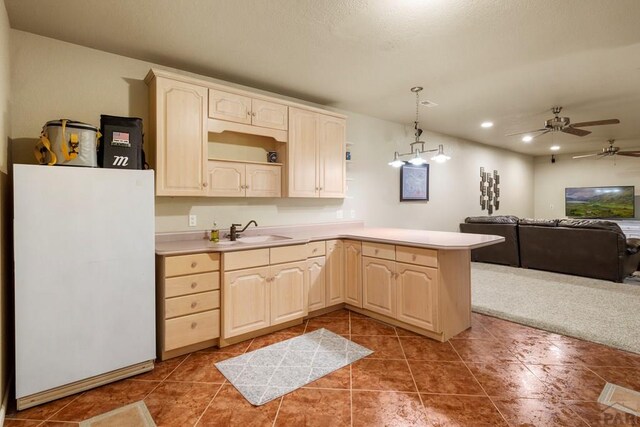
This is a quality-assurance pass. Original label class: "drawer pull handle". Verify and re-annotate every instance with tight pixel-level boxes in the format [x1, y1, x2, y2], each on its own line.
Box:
[191, 282, 198, 289]
[191, 262, 197, 268]
[203, 182, 208, 188]
[191, 302, 198, 308]
[412, 254, 417, 261]
[375, 249, 379, 254]
[191, 322, 197, 329]
[312, 248, 317, 253]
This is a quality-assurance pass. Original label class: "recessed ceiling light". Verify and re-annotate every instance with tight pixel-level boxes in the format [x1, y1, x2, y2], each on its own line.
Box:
[522, 135, 533, 142]
[550, 145, 560, 151]
[481, 121, 493, 128]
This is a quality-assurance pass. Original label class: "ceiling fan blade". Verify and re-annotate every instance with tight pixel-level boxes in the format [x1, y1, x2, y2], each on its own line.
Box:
[531, 129, 551, 139]
[617, 151, 640, 157]
[571, 119, 620, 127]
[562, 127, 591, 137]
[505, 128, 548, 137]
[572, 153, 599, 159]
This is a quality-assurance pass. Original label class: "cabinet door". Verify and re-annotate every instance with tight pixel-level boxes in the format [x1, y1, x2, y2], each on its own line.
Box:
[344, 240, 362, 307]
[209, 89, 252, 124]
[270, 261, 307, 325]
[251, 99, 288, 131]
[155, 78, 208, 196]
[396, 263, 440, 332]
[208, 161, 245, 197]
[362, 257, 396, 318]
[325, 240, 345, 305]
[288, 107, 319, 197]
[318, 115, 346, 198]
[307, 256, 326, 312]
[223, 267, 270, 338]
[245, 164, 281, 197]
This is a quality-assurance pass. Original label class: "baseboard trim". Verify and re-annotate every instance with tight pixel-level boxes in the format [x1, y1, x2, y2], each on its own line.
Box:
[0, 375, 12, 427]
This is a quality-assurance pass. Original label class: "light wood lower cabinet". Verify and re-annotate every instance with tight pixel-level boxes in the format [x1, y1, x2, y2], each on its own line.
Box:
[270, 261, 307, 325]
[208, 160, 281, 198]
[362, 257, 397, 318]
[222, 246, 308, 340]
[325, 240, 345, 305]
[396, 263, 439, 332]
[344, 240, 362, 307]
[223, 266, 270, 338]
[157, 253, 221, 360]
[307, 256, 327, 312]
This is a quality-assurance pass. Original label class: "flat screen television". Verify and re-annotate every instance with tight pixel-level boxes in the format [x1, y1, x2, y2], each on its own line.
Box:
[565, 186, 635, 219]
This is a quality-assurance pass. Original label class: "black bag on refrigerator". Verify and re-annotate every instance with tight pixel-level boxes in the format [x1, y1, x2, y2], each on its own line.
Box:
[98, 115, 146, 169]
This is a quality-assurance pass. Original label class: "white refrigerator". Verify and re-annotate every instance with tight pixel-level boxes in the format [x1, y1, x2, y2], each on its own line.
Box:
[13, 164, 156, 409]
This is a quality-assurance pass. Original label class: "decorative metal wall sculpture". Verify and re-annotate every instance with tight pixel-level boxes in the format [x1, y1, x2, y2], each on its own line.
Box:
[480, 167, 500, 214]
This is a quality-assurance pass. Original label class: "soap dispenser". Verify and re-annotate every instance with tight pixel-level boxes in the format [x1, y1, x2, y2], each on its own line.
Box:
[210, 221, 219, 242]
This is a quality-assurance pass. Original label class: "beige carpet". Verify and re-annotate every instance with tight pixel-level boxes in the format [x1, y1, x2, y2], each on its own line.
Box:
[79, 401, 155, 427]
[471, 262, 640, 354]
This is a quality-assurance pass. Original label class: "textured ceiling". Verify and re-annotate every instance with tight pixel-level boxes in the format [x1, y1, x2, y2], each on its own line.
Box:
[5, 0, 640, 156]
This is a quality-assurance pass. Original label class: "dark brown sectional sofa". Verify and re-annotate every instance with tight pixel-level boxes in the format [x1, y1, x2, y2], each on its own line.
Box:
[460, 216, 640, 283]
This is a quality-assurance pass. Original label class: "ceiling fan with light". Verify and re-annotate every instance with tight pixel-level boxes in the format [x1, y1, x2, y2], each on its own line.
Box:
[507, 106, 620, 141]
[572, 139, 640, 159]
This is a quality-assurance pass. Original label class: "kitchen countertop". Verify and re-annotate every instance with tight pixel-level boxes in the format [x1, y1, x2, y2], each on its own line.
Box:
[155, 222, 504, 256]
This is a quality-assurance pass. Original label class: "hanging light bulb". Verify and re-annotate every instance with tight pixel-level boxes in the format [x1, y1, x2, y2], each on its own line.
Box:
[388, 151, 405, 167]
[408, 151, 427, 165]
[430, 144, 451, 163]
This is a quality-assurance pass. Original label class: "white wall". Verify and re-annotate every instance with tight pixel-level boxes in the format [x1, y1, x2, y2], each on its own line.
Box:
[534, 153, 640, 219]
[0, 0, 10, 406]
[10, 30, 534, 235]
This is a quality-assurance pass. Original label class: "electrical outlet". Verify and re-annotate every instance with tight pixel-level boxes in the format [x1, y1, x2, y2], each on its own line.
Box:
[350, 210, 356, 219]
[189, 214, 197, 227]
[336, 209, 344, 219]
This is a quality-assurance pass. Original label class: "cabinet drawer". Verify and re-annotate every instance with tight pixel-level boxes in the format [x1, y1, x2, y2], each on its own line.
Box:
[307, 241, 326, 258]
[165, 253, 220, 277]
[224, 248, 269, 271]
[165, 272, 219, 298]
[362, 242, 395, 260]
[396, 246, 438, 268]
[164, 309, 220, 351]
[165, 291, 220, 319]
[270, 244, 307, 264]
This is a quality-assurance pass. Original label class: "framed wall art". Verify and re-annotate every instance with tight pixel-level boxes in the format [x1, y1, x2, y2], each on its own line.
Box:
[400, 164, 429, 201]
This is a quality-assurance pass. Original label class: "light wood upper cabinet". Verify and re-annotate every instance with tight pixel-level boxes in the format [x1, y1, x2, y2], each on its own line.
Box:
[270, 261, 307, 325]
[223, 266, 270, 338]
[396, 263, 440, 332]
[362, 257, 397, 318]
[209, 90, 252, 124]
[288, 107, 346, 198]
[326, 240, 345, 305]
[252, 99, 288, 131]
[208, 160, 281, 198]
[318, 115, 346, 198]
[209, 90, 288, 131]
[307, 256, 327, 312]
[344, 240, 362, 308]
[150, 76, 208, 196]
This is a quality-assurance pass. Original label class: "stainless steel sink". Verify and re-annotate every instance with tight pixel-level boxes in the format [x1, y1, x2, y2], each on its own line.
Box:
[236, 235, 292, 243]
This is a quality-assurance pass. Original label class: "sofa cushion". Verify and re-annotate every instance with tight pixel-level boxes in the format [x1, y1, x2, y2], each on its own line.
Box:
[557, 219, 623, 234]
[518, 218, 558, 227]
[464, 215, 519, 224]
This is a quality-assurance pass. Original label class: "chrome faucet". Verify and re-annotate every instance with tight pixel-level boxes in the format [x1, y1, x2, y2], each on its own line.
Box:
[229, 220, 258, 241]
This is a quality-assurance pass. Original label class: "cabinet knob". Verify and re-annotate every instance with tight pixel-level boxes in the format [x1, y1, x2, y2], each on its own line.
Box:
[375, 249, 379, 255]
[191, 302, 198, 308]
[247, 111, 251, 116]
[319, 187, 323, 190]
[412, 254, 417, 261]
[252, 112, 256, 117]
[312, 248, 318, 253]
[191, 322, 197, 329]
[203, 182, 208, 188]
[315, 187, 319, 191]
[191, 282, 198, 289]
[191, 262, 197, 268]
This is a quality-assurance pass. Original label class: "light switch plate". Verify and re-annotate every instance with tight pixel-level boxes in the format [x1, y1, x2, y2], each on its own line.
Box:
[336, 210, 344, 219]
[189, 214, 197, 227]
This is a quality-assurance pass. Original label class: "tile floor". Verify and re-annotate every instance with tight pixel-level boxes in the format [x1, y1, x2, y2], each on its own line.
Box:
[5, 309, 640, 426]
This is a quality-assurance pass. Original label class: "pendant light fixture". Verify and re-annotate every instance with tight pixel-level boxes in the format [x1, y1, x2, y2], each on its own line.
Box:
[388, 87, 450, 167]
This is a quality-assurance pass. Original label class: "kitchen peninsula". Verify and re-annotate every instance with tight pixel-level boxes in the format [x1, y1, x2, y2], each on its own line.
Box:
[154, 222, 503, 360]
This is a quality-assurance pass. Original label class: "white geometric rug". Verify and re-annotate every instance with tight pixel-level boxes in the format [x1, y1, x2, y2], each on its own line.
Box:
[471, 262, 640, 354]
[215, 328, 372, 405]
